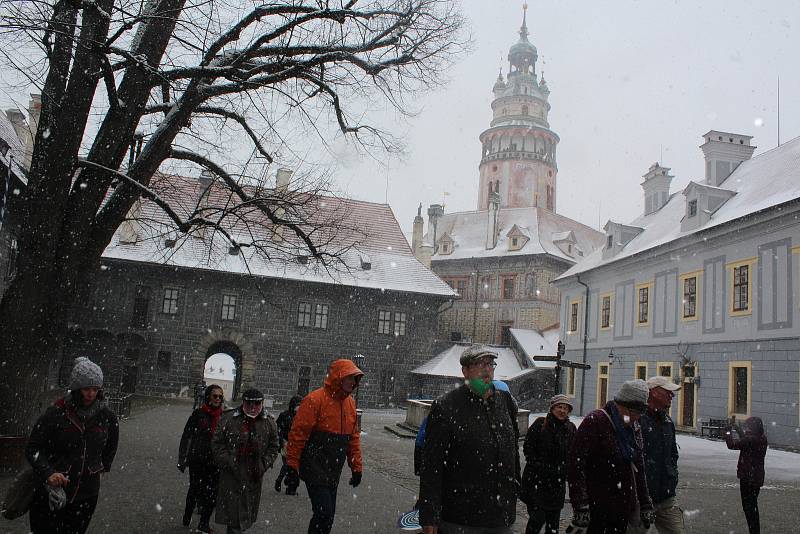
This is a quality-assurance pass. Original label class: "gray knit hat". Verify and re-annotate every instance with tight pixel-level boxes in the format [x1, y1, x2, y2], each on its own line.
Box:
[69, 357, 103, 390]
[549, 394, 573, 412]
[613, 379, 649, 413]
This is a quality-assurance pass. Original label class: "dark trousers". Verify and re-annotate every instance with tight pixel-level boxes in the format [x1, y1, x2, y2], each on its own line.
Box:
[525, 506, 560, 534]
[306, 483, 338, 534]
[587, 510, 628, 534]
[740, 481, 761, 534]
[184, 464, 220, 528]
[29, 490, 98, 534]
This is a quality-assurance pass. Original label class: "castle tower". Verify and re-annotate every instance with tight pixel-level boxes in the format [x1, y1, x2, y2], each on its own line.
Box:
[478, 5, 559, 212]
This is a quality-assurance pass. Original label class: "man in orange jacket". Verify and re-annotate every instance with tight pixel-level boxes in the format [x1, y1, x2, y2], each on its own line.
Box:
[285, 359, 364, 534]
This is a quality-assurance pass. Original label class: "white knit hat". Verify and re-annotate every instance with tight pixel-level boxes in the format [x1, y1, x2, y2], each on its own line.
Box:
[613, 379, 649, 412]
[69, 357, 103, 390]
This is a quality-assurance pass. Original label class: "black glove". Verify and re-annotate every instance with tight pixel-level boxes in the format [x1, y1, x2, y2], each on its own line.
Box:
[572, 507, 590, 527]
[349, 471, 362, 488]
[177, 463, 186, 473]
[285, 467, 300, 495]
[641, 509, 656, 529]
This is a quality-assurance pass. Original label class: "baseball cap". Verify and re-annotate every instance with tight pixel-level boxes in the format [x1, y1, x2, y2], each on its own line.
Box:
[646, 376, 681, 391]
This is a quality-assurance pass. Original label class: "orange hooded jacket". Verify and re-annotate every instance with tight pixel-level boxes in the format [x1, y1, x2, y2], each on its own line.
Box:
[286, 359, 364, 485]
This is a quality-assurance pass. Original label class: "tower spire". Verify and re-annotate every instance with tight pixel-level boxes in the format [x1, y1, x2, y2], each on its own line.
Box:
[520, 3, 529, 40]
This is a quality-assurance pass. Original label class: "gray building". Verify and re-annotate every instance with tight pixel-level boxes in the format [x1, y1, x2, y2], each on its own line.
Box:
[554, 131, 800, 448]
[55, 173, 456, 407]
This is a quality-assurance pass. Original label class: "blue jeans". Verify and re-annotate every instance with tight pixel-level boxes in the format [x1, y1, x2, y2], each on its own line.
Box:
[306, 483, 337, 534]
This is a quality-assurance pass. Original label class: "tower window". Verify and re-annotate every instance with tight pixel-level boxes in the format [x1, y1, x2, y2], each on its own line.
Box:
[522, 105, 529, 115]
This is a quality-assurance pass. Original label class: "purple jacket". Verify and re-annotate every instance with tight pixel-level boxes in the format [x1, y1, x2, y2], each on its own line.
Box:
[567, 402, 652, 518]
[725, 418, 768, 487]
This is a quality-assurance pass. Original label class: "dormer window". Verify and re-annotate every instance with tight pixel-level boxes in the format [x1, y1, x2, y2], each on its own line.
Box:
[440, 243, 449, 254]
[607, 235, 613, 249]
[688, 199, 698, 218]
[511, 237, 518, 247]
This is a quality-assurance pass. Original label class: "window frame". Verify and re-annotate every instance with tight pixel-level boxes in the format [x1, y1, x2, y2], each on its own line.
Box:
[728, 360, 752, 418]
[566, 367, 576, 396]
[501, 275, 516, 300]
[679, 271, 702, 321]
[377, 310, 393, 335]
[380, 367, 396, 393]
[393, 312, 407, 336]
[221, 293, 237, 321]
[297, 302, 313, 327]
[314, 303, 329, 330]
[599, 292, 613, 330]
[568, 300, 580, 333]
[596, 363, 610, 409]
[635, 361, 648, 381]
[162, 287, 179, 315]
[688, 199, 698, 218]
[727, 258, 757, 317]
[636, 282, 653, 326]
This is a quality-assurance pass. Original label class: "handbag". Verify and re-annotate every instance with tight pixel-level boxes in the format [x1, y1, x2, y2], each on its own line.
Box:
[1, 467, 37, 520]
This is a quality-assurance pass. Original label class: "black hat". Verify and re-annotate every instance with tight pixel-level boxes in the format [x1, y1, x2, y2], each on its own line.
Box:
[242, 388, 264, 402]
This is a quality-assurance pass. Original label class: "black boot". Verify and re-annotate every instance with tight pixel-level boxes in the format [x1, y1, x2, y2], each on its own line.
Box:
[182, 507, 192, 527]
[274, 476, 283, 492]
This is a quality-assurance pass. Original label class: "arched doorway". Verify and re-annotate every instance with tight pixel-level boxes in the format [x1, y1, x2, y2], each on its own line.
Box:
[204, 350, 237, 402]
[192, 328, 253, 402]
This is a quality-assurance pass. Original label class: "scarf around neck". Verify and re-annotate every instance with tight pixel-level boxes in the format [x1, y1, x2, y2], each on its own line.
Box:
[200, 403, 223, 435]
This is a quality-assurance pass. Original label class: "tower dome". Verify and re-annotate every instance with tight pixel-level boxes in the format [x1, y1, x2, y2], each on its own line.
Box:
[508, 4, 537, 78]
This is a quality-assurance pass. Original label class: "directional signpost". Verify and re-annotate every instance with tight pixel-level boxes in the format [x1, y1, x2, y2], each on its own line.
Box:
[533, 341, 591, 394]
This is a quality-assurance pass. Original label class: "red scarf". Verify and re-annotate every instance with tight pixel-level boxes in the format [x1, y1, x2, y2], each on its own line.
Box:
[200, 403, 223, 435]
[236, 417, 262, 481]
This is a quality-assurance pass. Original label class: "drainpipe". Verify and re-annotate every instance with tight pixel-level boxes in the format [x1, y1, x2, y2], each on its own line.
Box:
[576, 275, 590, 415]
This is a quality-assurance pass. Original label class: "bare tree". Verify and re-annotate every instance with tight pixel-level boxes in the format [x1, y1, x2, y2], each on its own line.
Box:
[0, 0, 466, 435]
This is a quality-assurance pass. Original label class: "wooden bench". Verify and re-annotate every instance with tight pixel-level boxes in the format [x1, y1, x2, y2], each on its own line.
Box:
[700, 417, 728, 439]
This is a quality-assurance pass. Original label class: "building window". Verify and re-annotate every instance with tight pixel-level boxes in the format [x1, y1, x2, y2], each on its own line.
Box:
[479, 276, 493, 300]
[606, 234, 613, 249]
[569, 301, 579, 333]
[597, 364, 610, 408]
[455, 279, 466, 296]
[440, 243, 449, 254]
[683, 276, 697, 318]
[297, 302, 312, 327]
[637, 285, 650, 325]
[566, 367, 576, 396]
[393, 312, 407, 336]
[688, 199, 698, 217]
[525, 273, 537, 297]
[162, 288, 179, 315]
[378, 310, 392, 334]
[297, 365, 311, 397]
[380, 367, 395, 393]
[635, 362, 648, 381]
[314, 304, 329, 329]
[132, 295, 149, 329]
[502, 276, 515, 300]
[157, 350, 171, 372]
[221, 294, 237, 321]
[733, 264, 749, 312]
[600, 295, 611, 329]
[728, 361, 751, 417]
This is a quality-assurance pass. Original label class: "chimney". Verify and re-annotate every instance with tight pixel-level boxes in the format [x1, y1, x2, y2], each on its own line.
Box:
[24, 94, 41, 170]
[118, 200, 142, 244]
[5, 109, 26, 146]
[196, 169, 214, 239]
[411, 203, 424, 256]
[486, 180, 500, 249]
[276, 167, 292, 191]
[273, 168, 293, 242]
[640, 163, 673, 215]
[700, 130, 756, 187]
[427, 203, 444, 253]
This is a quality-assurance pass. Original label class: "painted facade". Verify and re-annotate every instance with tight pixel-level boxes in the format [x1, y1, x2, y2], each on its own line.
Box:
[554, 132, 800, 447]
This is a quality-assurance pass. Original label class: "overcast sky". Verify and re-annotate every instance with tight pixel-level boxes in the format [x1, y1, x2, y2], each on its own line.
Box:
[335, 0, 800, 236]
[2, 1, 798, 240]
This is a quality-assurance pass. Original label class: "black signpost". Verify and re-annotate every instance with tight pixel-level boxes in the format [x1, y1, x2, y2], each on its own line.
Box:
[534, 340, 591, 395]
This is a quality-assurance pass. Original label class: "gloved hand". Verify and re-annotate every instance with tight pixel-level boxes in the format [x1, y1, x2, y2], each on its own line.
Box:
[177, 463, 186, 473]
[47, 485, 67, 511]
[641, 509, 656, 529]
[285, 467, 300, 495]
[349, 471, 362, 488]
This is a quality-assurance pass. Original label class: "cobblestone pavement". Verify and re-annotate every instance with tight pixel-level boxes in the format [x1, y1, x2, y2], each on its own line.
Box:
[1, 401, 799, 533]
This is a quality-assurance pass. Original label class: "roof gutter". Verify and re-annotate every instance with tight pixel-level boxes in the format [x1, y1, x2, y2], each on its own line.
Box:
[575, 275, 590, 415]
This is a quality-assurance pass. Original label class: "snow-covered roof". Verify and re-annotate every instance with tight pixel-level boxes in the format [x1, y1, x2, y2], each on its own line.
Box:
[558, 135, 800, 280]
[509, 328, 557, 366]
[102, 174, 457, 298]
[410, 343, 537, 380]
[427, 207, 604, 263]
[0, 111, 26, 180]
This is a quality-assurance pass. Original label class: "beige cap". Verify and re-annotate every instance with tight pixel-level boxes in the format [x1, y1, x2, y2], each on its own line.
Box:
[646, 375, 681, 391]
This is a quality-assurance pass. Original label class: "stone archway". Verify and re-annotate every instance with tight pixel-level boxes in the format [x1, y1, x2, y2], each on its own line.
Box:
[192, 328, 254, 401]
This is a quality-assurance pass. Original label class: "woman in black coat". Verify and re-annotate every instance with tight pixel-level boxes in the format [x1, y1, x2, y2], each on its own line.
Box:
[521, 394, 577, 534]
[25, 357, 119, 534]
